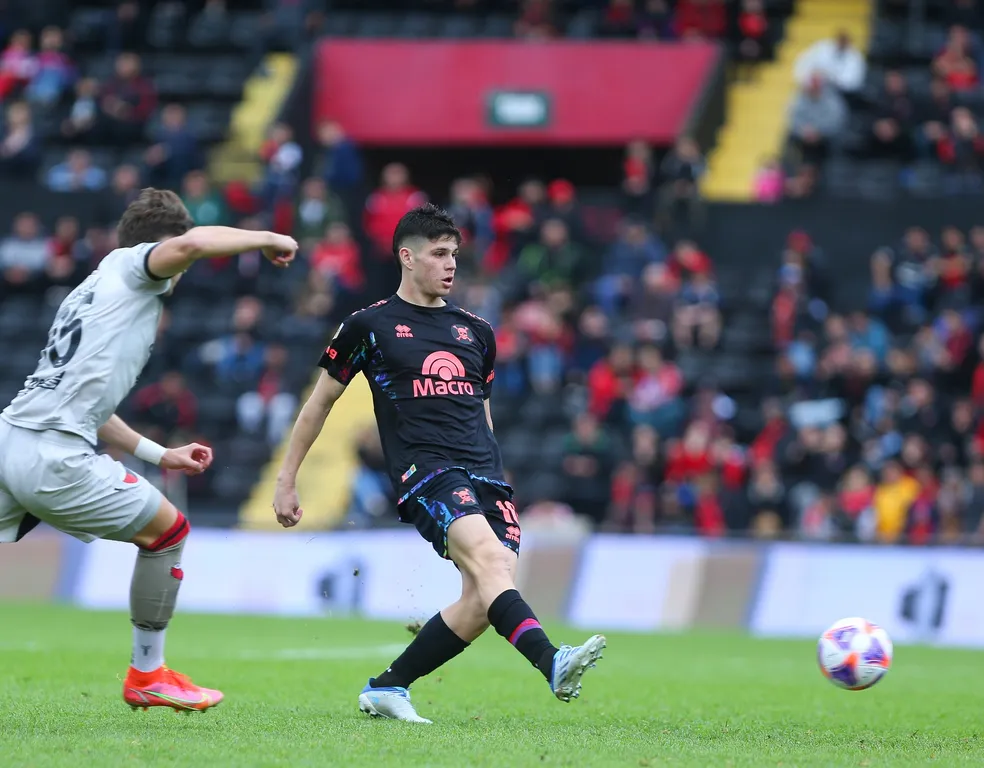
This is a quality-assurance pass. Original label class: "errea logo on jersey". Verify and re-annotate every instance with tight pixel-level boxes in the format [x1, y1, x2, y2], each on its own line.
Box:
[412, 351, 474, 397]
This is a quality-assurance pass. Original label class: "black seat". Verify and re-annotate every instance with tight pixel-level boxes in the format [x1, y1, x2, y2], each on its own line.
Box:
[439, 16, 480, 38]
[229, 13, 264, 49]
[186, 104, 232, 144]
[68, 8, 109, 49]
[188, 11, 231, 50]
[355, 14, 399, 37]
[196, 394, 238, 432]
[205, 67, 246, 101]
[481, 15, 514, 37]
[398, 13, 437, 38]
[322, 12, 358, 37]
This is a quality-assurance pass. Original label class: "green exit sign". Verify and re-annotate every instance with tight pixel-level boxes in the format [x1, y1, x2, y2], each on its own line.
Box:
[487, 91, 552, 128]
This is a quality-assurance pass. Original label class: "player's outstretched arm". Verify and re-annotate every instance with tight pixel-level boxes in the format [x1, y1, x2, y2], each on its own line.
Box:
[273, 371, 347, 528]
[97, 414, 214, 475]
[147, 226, 298, 279]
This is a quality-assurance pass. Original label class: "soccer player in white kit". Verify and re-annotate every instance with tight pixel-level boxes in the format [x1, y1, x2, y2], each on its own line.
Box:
[0, 188, 297, 712]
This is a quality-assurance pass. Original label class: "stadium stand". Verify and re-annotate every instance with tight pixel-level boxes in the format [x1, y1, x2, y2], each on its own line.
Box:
[777, 0, 984, 201]
[3, 0, 984, 548]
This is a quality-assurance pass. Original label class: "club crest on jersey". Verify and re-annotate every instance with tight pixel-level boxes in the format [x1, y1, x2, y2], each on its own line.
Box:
[451, 324, 473, 344]
[452, 488, 477, 506]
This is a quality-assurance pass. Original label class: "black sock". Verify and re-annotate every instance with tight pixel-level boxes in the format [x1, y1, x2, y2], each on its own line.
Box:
[487, 589, 558, 681]
[371, 612, 469, 689]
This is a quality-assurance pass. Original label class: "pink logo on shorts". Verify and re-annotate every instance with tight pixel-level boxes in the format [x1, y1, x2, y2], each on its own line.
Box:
[123, 472, 139, 485]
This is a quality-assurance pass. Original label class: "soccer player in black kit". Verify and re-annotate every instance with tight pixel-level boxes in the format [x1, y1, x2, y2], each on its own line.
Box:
[272, 204, 605, 723]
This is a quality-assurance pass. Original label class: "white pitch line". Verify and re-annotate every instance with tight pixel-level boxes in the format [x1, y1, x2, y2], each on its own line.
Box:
[0, 642, 408, 661]
[235, 643, 408, 661]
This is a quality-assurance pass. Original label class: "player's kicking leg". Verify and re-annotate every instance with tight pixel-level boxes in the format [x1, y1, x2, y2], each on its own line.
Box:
[446, 514, 606, 703]
[361, 479, 603, 722]
[122, 496, 223, 713]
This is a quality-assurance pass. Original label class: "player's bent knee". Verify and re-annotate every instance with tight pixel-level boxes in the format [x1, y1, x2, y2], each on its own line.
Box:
[131, 497, 190, 552]
[458, 539, 515, 585]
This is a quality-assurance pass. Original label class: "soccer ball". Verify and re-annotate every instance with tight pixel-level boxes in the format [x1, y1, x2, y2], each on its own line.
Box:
[817, 617, 893, 691]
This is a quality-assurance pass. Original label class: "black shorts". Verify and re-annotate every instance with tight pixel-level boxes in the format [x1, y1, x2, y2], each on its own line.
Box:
[400, 469, 521, 560]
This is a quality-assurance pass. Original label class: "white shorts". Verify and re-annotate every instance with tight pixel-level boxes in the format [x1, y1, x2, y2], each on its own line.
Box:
[0, 419, 162, 544]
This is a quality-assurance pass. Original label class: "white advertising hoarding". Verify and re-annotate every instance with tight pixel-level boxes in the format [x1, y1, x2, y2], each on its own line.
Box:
[750, 544, 984, 648]
[567, 535, 708, 631]
[74, 529, 460, 620]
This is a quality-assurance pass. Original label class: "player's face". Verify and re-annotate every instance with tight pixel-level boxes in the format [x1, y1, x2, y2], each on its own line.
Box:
[412, 236, 458, 298]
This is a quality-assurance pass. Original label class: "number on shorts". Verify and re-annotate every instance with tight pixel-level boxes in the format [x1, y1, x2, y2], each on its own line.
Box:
[496, 499, 519, 525]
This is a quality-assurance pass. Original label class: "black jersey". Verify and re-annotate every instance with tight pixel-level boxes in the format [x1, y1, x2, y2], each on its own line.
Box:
[318, 294, 509, 506]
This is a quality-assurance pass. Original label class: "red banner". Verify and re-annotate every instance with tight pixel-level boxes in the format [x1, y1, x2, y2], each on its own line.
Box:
[312, 40, 719, 146]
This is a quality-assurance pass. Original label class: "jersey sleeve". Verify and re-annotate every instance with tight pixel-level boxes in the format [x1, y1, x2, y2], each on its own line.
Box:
[480, 324, 496, 400]
[318, 314, 368, 385]
[110, 243, 172, 295]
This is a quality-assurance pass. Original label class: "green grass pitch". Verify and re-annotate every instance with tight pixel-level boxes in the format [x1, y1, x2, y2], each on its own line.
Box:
[1, 603, 981, 767]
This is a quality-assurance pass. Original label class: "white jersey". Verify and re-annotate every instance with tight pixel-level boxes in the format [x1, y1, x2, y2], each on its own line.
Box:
[2, 242, 171, 445]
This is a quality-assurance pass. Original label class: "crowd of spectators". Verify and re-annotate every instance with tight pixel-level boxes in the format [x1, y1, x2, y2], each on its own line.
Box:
[4, 3, 983, 544]
[771, 2, 984, 200]
[342, 157, 984, 547]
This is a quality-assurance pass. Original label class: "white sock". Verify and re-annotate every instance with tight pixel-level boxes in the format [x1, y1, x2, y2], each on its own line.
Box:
[131, 627, 166, 672]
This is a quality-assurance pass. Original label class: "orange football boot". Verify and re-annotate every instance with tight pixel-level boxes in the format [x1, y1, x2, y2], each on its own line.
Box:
[123, 666, 224, 713]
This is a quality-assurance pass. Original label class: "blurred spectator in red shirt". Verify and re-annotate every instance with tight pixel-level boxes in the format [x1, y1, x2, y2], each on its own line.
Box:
[49, 215, 78, 259]
[515, 0, 558, 39]
[587, 342, 635, 423]
[622, 139, 655, 219]
[749, 399, 789, 467]
[933, 26, 979, 91]
[600, 0, 638, 38]
[99, 52, 157, 143]
[735, 0, 772, 70]
[675, 0, 726, 39]
[544, 179, 587, 243]
[488, 178, 546, 272]
[0, 29, 36, 100]
[666, 421, 715, 484]
[133, 372, 199, 441]
[668, 240, 713, 281]
[972, 336, 984, 405]
[364, 162, 427, 258]
[629, 344, 685, 436]
[311, 222, 364, 295]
